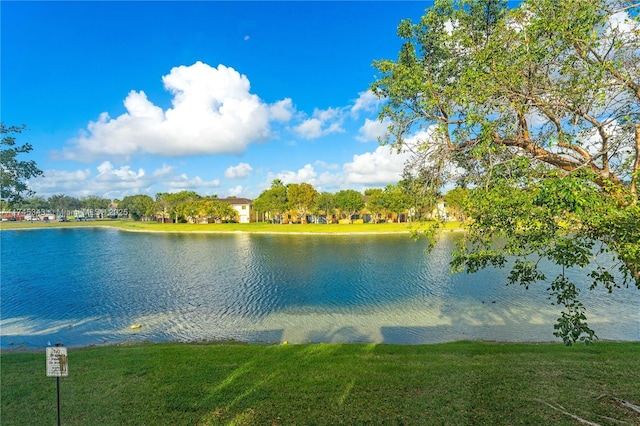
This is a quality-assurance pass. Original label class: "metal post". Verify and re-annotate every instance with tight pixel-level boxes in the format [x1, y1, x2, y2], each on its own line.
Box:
[57, 376, 61, 426]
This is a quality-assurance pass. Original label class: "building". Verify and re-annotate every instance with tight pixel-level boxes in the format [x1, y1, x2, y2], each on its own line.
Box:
[218, 198, 253, 223]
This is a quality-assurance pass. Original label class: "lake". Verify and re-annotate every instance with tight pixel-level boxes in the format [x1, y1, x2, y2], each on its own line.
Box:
[1, 228, 638, 348]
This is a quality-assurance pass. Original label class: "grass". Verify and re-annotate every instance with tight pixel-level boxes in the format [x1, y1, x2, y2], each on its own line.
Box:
[2, 341, 639, 425]
[0, 219, 463, 234]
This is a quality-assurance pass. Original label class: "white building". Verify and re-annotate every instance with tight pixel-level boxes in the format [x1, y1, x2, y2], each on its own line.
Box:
[218, 198, 253, 223]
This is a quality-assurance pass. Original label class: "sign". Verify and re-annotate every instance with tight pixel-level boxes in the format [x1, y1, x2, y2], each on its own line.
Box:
[46, 347, 68, 377]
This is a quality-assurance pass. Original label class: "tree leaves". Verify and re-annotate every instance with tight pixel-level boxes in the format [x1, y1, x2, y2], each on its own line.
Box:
[0, 123, 44, 205]
[372, 0, 639, 344]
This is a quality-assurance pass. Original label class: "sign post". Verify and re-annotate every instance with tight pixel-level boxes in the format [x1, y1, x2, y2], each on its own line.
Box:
[46, 345, 68, 426]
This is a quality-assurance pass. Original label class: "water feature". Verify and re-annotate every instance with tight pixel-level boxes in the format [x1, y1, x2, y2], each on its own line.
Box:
[1, 228, 638, 348]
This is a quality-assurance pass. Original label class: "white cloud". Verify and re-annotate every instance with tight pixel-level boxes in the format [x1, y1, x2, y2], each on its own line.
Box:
[257, 145, 410, 195]
[314, 107, 341, 122]
[57, 62, 288, 161]
[269, 98, 295, 122]
[153, 164, 174, 177]
[224, 162, 253, 179]
[350, 90, 382, 116]
[226, 185, 244, 197]
[29, 162, 221, 200]
[268, 163, 318, 184]
[343, 145, 410, 185]
[96, 161, 145, 182]
[294, 118, 324, 139]
[293, 107, 345, 139]
[29, 169, 92, 195]
[357, 118, 390, 142]
[260, 164, 346, 194]
[314, 160, 339, 170]
[164, 175, 221, 190]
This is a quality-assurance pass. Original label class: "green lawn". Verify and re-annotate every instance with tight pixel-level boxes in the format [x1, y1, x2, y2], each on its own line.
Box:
[0, 219, 463, 234]
[2, 342, 638, 425]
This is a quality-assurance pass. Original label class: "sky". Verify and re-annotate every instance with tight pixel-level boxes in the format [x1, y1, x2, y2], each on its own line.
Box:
[3, 1, 446, 201]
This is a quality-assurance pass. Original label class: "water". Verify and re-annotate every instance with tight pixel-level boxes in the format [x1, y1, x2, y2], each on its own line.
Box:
[1, 228, 638, 348]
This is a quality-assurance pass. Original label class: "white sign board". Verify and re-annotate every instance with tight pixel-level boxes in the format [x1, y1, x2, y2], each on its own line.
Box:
[46, 347, 68, 377]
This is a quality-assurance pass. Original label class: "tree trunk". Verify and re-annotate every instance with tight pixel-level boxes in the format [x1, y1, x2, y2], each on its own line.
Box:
[630, 124, 640, 203]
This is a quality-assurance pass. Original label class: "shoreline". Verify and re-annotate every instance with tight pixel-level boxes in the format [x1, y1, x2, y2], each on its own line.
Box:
[1, 220, 465, 235]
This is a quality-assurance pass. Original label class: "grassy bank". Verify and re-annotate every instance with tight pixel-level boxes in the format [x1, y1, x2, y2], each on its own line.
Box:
[2, 341, 638, 425]
[0, 219, 463, 234]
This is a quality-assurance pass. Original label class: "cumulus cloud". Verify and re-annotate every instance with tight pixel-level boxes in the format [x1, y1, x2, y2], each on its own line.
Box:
[225, 162, 253, 179]
[357, 118, 390, 142]
[57, 62, 290, 162]
[29, 169, 92, 195]
[268, 163, 318, 184]
[269, 98, 295, 122]
[226, 185, 244, 197]
[153, 164, 175, 177]
[291, 91, 386, 141]
[29, 162, 221, 199]
[294, 118, 323, 139]
[343, 145, 410, 185]
[293, 107, 345, 139]
[314, 160, 339, 170]
[163, 175, 220, 190]
[96, 161, 145, 182]
[350, 90, 382, 116]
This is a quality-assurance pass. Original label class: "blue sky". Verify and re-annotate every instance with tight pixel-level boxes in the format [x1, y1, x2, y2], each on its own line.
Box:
[5, 1, 530, 201]
[3, 1, 442, 201]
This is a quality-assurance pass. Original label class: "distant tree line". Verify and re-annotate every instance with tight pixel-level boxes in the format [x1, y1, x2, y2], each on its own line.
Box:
[5, 180, 467, 224]
[252, 178, 454, 224]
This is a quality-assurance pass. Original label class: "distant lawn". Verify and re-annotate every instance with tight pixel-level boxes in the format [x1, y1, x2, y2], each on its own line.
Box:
[2, 341, 639, 425]
[0, 219, 464, 234]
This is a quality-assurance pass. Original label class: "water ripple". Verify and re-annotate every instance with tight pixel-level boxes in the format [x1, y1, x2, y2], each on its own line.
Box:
[2, 229, 638, 348]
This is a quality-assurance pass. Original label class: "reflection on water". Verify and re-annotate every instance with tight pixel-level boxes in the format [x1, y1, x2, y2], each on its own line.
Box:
[1, 228, 638, 348]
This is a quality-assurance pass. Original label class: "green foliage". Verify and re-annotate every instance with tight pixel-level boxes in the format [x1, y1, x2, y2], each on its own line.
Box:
[175, 199, 238, 223]
[287, 182, 319, 222]
[383, 184, 411, 222]
[443, 187, 468, 221]
[253, 180, 288, 223]
[80, 195, 111, 210]
[155, 191, 201, 222]
[120, 194, 154, 220]
[364, 188, 386, 222]
[315, 191, 337, 222]
[372, 0, 640, 344]
[48, 193, 82, 212]
[334, 189, 365, 221]
[452, 173, 639, 344]
[0, 123, 43, 205]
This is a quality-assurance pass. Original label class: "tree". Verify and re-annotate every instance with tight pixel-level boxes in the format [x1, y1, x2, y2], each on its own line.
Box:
[120, 194, 154, 221]
[210, 200, 238, 222]
[287, 183, 319, 223]
[334, 189, 365, 222]
[176, 199, 238, 223]
[48, 194, 81, 214]
[365, 188, 387, 223]
[398, 168, 440, 221]
[80, 195, 111, 210]
[372, 0, 640, 344]
[0, 124, 43, 205]
[384, 184, 411, 223]
[253, 180, 288, 223]
[155, 191, 201, 223]
[13, 196, 49, 211]
[443, 187, 469, 221]
[315, 191, 337, 223]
